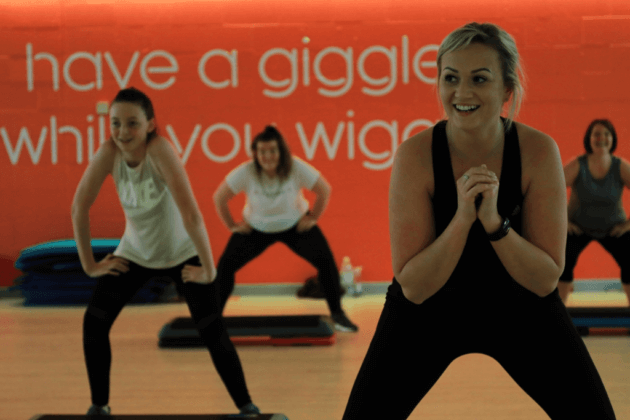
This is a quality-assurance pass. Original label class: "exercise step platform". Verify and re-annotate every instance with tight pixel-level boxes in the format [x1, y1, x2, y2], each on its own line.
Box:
[30, 415, 288, 420]
[567, 307, 630, 336]
[159, 315, 336, 347]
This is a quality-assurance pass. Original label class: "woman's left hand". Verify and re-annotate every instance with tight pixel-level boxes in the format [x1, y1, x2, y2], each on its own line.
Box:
[610, 220, 630, 238]
[296, 215, 317, 233]
[182, 265, 216, 284]
[475, 164, 501, 226]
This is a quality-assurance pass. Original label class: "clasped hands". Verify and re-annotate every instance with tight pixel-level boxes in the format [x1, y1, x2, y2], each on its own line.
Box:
[457, 164, 501, 231]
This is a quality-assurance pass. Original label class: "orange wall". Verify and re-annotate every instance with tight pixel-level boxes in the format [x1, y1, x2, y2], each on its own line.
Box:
[1, 0, 630, 286]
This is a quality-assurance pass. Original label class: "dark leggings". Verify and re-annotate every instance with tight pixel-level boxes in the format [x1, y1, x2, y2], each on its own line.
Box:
[216, 225, 342, 314]
[560, 232, 630, 284]
[83, 256, 252, 408]
[342, 287, 616, 419]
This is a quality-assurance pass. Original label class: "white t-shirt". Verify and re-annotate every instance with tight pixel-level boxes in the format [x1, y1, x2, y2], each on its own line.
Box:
[226, 156, 320, 233]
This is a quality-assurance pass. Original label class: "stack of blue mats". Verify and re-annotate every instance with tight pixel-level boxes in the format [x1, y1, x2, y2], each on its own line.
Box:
[12, 239, 174, 306]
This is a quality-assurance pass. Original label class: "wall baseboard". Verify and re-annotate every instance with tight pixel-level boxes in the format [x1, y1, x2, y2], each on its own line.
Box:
[0, 279, 623, 300]
[231, 279, 624, 296]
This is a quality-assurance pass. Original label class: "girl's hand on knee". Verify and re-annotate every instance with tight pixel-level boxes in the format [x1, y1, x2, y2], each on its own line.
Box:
[568, 222, 583, 236]
[182, 265, 216, 284]
[86, 254, 130, 277]
[231, 222, 253, 235]
[296, 215, 317, 233]
[610, 221, 630, 238]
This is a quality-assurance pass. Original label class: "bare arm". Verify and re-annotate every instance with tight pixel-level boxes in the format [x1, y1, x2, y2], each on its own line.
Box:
[609, 157, 630, 237]
[148, 137, 216, 280]
[309, 176, 331, 220]
[564, 157, 580, 188]
[213, 180, 238, 230]
[390, 130, 476, 304]
[71, 141, 120, 275]
[481, 126, 567, 297]
[619, 157, 630, 190]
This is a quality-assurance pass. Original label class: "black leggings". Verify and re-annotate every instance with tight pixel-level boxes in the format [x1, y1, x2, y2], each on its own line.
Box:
[342, 287, 616, 419]
[560, 232, 630, 284]
[83, 256, 252, 408]
[216, 225, 342, 314]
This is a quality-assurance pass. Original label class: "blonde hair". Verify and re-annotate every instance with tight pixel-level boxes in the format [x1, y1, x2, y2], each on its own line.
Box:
[437, 22, 525, 130]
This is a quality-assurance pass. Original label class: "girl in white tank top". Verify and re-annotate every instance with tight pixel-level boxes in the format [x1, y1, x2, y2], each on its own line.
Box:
[71, 87, 260, 417]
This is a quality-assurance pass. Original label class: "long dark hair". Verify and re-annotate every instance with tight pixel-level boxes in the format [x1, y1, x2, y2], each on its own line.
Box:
[111, 87, 158, 142]
[251, 125, 292, 179]
[583, 119, 617, 154]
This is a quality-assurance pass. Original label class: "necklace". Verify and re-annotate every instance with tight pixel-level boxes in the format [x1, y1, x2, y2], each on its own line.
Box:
[260, 174, 282, 198]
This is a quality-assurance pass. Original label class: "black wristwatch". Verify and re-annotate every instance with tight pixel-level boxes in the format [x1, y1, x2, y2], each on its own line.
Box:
[488, 217, 511, 241]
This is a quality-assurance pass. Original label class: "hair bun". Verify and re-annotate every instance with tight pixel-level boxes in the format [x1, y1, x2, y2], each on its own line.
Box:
[264, 125, 279, 135]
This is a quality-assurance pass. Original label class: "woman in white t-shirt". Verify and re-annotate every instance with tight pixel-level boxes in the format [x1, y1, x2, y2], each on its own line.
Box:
[213, 125, 358, 332]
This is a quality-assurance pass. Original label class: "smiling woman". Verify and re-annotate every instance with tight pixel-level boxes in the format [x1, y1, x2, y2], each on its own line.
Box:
[437, 23, 524, 130]
[560, 118, 630, 305]
[341, 22, 617, 420]
[212, 125, 359, 332]
[109, 101, 156, 167]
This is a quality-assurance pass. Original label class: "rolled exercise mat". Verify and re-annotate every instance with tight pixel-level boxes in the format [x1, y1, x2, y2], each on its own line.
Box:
[15, 239, 120, 273]
[159, 315, 336, 347]
[13, 239, 173, 305]
[567, 306, 630, 336]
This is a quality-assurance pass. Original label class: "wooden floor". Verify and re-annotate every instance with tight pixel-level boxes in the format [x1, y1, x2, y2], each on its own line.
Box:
[1, 290, 629, 420]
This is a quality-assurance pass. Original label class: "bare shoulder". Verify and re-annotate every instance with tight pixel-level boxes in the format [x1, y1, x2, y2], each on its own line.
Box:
[617, 156, 630, 169]
[399, 126, 432, 159]
[146, 136, 181, 179]
[515, 122, 559, 160]
[514, 122, 563, 191]
[617, 156, 630, 187]
[564, 156, 580, 170]
[515, 123, 561, 171]
[395, 126, 434, 194]
[93, 139, 118, 171]
[146, 136, 176, 156]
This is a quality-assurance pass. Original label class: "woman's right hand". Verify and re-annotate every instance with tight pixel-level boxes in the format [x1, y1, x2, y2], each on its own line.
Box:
[568, 221, 583, 235]
[455, 165, 499, 225]
[85, 254, 130, 277]
[231, 222, 253, 235]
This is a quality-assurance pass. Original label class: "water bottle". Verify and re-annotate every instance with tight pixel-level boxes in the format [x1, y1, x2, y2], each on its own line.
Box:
[340, 256, 354, 290]
[340, 256, 363, 297]
[352, 266, 363, 296]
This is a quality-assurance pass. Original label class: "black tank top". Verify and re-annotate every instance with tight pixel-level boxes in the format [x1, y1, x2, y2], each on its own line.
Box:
[388, 118, 536, 303]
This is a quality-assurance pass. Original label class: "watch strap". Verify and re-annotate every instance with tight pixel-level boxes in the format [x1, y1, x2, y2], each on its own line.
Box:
[488, 217, 511, 241]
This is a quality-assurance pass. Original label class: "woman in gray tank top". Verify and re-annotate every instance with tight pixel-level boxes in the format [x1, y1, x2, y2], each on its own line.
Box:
[559, 119, 630, 305]
[72, 88, 260, 417]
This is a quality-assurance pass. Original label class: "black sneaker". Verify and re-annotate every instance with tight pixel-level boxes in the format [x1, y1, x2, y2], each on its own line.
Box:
[332, 312, 358, 332]
[86, 405, 111, 417]
[238, 402, 261, 417]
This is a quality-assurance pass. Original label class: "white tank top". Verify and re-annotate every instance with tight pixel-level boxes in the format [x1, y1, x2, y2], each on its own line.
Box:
[112, 151, 197, 268]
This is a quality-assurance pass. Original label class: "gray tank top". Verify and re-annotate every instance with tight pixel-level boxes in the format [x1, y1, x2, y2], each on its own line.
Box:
[112, 152, 197, 268]
[569, 155, 626, 238]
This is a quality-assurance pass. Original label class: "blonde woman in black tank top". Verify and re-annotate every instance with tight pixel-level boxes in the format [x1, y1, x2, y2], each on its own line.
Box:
[342, 23, 616, 420]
